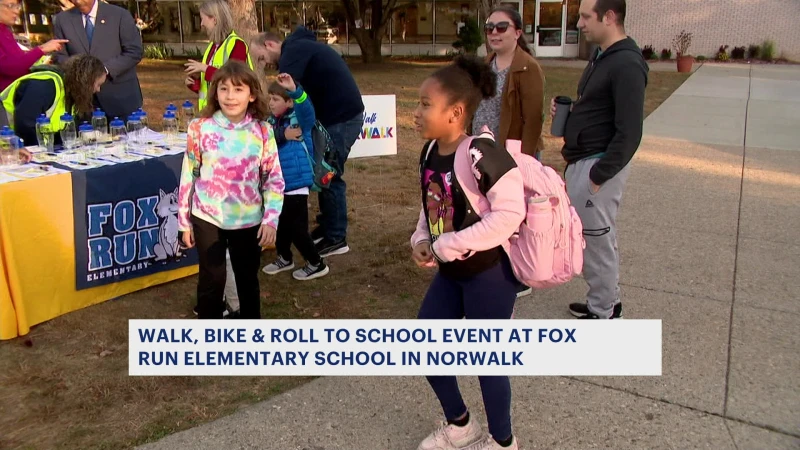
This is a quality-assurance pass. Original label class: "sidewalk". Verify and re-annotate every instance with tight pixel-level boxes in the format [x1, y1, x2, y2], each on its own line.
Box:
[137, 64, 800, 450]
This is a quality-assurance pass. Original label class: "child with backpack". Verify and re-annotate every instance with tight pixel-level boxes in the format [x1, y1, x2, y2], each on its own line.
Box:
[177, 60, 284, 320]
[410, 55, 526, 450]
[261, 73, 329, 281]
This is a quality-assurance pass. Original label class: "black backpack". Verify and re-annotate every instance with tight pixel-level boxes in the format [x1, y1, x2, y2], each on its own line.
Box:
[301, 121, 338, 191]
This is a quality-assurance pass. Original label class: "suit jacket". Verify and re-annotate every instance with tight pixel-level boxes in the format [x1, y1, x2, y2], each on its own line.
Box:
[53, 2, 143, 120]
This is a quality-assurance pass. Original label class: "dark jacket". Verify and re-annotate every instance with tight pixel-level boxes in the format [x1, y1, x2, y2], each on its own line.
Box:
[278, 27, 364, 127]
[53, 1, 143, 121]
[269, 85, 315, 192]
[11, 66, 67, 146]
[561, 37, 649, 185]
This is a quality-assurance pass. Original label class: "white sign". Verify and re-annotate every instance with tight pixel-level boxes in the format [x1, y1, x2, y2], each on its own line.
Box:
[129, 319, 662, 376]
[349, 95, 397, 159]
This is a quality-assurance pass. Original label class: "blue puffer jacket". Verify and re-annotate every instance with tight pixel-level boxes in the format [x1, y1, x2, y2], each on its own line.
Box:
[268, 86, 315, 192]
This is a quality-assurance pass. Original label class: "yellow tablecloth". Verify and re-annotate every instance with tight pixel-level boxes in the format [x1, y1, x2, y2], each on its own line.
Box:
[0, 173, 197, 340]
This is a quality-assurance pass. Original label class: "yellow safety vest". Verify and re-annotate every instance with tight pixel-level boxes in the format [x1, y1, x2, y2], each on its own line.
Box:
[0, 70, 67, 132]
[198, 31, 254, 111]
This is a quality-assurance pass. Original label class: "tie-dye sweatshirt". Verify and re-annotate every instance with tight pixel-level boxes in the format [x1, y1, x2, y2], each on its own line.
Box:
[177, 111, 284, 231]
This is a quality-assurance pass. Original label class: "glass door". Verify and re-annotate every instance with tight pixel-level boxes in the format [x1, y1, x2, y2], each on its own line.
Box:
[534, 0, 563, 57]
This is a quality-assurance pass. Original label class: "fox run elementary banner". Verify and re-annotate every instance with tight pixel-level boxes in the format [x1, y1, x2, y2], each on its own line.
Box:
[71, 154, 198, 290]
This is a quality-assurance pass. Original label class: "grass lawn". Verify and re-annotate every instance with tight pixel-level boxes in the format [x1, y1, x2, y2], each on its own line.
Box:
[0, 59, 689, 450]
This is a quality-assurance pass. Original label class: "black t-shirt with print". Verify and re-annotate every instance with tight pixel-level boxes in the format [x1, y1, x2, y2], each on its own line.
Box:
[420, 138, 515, 279]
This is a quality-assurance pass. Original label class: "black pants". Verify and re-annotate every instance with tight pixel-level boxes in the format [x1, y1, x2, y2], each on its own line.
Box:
[192, 216, 261, 319]
[276, 194, 321, 265]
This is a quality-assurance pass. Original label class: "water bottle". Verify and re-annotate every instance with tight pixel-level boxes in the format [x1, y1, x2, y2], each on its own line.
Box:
[166, 103, 178, 116]
[110, 117, 126, 142]
[162, 111, 178, 145]
[60, 112, 77, 151]
[78, 122, 96, 158]
[36, 116, 55, 152]
[126, 114, 142, 151]
[0, 126, 20, 166]
[109, 117, 126, 156]
[181, 100, 195, 133]
[136, 108, 149, 130]
[35, 113, 47, 148]
[92, 108, 109, 144]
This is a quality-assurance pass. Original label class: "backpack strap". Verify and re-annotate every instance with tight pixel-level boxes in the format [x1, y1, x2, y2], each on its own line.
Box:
[453, 136, 491, 218]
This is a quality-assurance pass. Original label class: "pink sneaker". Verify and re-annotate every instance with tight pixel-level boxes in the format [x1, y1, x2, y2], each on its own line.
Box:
[464, 435, 519, 450]
[417, 417, 484, 450]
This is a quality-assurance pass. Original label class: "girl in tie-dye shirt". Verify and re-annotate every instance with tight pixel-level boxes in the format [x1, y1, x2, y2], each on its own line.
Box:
[178, 61, 284, 320]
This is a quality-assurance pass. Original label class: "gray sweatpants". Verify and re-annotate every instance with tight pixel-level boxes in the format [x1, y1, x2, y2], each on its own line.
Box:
[565, 157, 630, 319]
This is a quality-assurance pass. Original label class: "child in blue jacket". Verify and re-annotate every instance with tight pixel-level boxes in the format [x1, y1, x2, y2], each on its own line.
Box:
[262, 73, 329, 281]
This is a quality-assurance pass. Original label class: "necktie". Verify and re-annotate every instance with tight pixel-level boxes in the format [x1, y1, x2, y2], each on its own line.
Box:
[85, 14, 94, 44]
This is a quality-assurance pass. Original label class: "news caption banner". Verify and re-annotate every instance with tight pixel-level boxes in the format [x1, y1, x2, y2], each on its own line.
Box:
[129, 320, 662, 376]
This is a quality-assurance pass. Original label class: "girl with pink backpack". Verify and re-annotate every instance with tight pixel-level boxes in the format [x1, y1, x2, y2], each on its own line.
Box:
[410, 55, 526, 450]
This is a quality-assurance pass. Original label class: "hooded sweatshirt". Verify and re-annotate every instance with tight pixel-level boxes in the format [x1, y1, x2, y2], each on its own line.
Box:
[561, 37, 649, 185]
[278, 27, 364, 127]
[177, 111, 285, 231]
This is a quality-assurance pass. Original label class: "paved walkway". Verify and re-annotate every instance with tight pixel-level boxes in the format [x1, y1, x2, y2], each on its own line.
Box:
[138, 63, 800, 450]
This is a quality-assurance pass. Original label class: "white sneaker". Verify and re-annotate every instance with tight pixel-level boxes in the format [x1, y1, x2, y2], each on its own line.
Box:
[464, 436, 519, 450]
[418, 418, 484, 450]
[262, 257, 294, 275]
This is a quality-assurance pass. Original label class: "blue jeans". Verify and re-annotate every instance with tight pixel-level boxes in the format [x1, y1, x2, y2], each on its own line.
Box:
[316, 112, 364, 242]
[417, 256, 518, 441]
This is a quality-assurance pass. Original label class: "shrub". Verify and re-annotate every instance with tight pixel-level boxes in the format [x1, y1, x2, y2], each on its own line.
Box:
[452, 18, 483, 55]
[731, 46, 746, 59]
[649, 52, 659, 61]
[761, 40, 776, 61]
[696, 55, 707, 61]
[660, 48, 672, 60]
[144, 42, 174, 60]
[716, 45, 730, 61]
[183, 46, 203, 59]
[672, 30, 693, 56]
[747, 44, 760, 60]
[641, 45, 654, 59]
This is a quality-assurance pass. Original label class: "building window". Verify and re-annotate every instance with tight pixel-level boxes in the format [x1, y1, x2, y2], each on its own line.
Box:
[29, 14, 37, 25]
[42, 15, 49, 25]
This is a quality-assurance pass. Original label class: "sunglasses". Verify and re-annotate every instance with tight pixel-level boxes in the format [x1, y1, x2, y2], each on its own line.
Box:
[0, 2, 22, 10]
[484, 21, 511, 34]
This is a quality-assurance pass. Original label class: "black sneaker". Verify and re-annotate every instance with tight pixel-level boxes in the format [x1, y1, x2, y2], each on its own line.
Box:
[292, 261, 330, 281]
[315, 238, 349, 258]
[311, 226, 325, 245]
[569, 302, 623, 319]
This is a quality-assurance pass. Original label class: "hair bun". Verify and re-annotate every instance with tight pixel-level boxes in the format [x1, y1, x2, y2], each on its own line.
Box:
[453, 55, 497, 99]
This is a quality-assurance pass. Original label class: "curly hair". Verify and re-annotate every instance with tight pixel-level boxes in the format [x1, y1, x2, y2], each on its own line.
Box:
[61, 55, 106, 116]
[200, 60, 269, 120]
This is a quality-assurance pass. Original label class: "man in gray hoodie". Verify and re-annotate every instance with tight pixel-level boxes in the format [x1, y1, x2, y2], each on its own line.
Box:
[552, 0, 648, 319]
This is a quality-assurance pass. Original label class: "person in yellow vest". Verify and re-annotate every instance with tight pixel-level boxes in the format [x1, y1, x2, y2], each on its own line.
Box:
[184, 0, 254, 111]
[0, 54, 107, 147]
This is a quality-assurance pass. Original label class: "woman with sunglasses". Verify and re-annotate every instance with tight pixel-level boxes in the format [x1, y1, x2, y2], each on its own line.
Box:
[474, 6, 545, 162]
[0, 0, 68, 92]
[474, 5, 545, 299]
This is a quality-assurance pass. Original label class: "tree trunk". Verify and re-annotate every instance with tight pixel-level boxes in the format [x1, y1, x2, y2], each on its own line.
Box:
[228, 0, 258, 42]
[352, 29, 384, 63]
[339, 0, 399, 64]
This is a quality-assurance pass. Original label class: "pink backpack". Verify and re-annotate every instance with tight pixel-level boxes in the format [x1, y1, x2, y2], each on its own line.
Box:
[453, 134, 585, 289]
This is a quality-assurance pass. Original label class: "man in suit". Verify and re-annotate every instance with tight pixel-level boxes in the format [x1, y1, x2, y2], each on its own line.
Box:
[53, 0, 143, 121]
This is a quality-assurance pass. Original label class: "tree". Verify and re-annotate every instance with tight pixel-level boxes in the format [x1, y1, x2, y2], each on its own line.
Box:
[228, 0, 258, 42]
[453, 18, 483, 55]
[339, 0, 401, 63]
